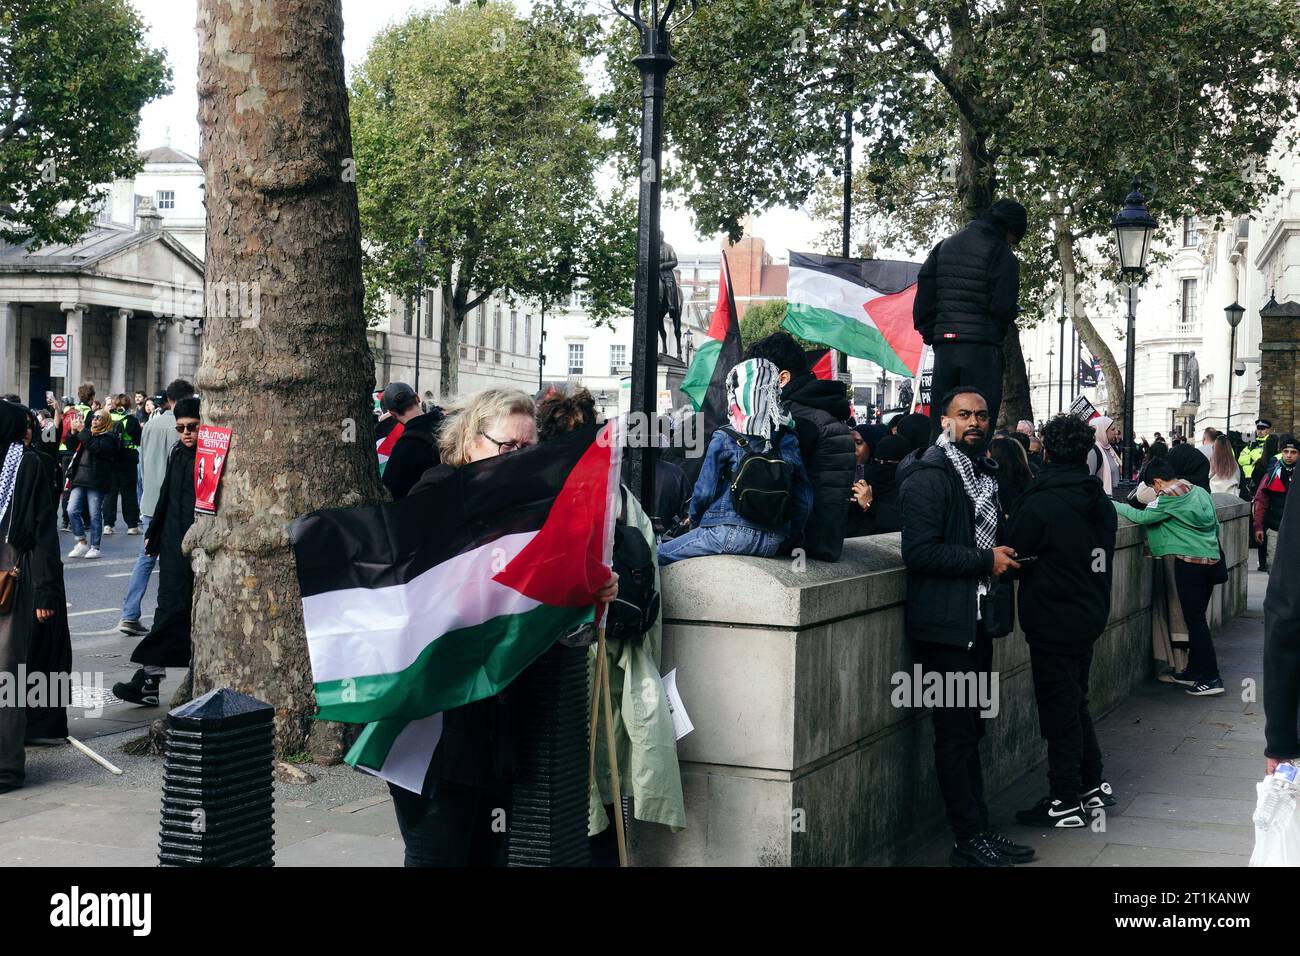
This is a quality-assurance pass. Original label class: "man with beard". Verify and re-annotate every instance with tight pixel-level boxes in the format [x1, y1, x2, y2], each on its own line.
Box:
[899, 386, 1025, 866]
[112, 396, 199, 706]
[1253, 434, 1298, 572]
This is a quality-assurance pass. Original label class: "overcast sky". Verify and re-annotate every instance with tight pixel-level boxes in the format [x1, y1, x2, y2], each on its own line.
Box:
[129, 0, 822, 258]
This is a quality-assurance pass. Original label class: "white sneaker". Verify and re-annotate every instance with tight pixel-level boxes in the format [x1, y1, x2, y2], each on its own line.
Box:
[126, 526, 141, 536]
[102, 526, 115, 535]
[68, 542, 89, 558]
[83, 547, 101, 559]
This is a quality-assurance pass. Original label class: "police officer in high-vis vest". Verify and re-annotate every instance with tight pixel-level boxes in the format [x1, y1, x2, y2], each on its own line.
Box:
[103, 394, 142, 534]
[1239, 419, 1272, 570]
[1239, 419, 1272, 493]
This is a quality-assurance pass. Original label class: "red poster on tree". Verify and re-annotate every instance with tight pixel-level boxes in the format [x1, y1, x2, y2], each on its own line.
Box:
[195, 425, 232, 515]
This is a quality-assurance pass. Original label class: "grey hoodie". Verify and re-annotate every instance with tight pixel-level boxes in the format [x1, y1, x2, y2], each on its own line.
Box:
[139, 409, 178, 517]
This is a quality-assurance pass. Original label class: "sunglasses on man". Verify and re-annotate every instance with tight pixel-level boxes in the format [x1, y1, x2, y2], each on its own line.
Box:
[175, 423, 200, 434]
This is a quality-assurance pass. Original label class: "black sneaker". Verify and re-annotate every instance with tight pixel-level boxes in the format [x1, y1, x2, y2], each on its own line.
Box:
[950, 834, 1014, 867]
[117, 619, 148, 637]
[1080, 781, 1117, 810]
[1187, 677, 1225, 697]
[112, 669, 160, 707]
[982, 830, 1035, 863]
[1015, 796, 1087, 828]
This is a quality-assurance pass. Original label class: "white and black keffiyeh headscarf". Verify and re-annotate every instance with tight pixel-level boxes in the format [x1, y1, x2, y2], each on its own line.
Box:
[0, 401, 27, 540]
[936, 431, 1000, 553]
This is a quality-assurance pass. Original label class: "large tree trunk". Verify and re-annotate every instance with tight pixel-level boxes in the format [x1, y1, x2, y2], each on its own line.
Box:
[192, 0, 383, 758]
[439, 278, 459, 398]
[1055, 223, 1126, 429]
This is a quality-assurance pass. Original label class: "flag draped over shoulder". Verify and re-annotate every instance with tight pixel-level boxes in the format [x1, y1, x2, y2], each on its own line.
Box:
[290, 420, 621, 791]
[681, 250, 743, 428]
[375, 418, 404, 475]
[783, 253, 923, 377]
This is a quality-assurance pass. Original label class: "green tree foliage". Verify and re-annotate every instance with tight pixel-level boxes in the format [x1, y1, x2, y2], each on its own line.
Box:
[0, 0, 170, 246]
[351, 2, 635, 393]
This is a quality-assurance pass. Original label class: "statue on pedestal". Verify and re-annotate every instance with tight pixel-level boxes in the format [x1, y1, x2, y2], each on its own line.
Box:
[657, 231, 682, 357]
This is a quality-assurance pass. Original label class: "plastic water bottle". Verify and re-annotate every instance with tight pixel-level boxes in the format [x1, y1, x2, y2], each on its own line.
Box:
[1254, 762, 1299, 831]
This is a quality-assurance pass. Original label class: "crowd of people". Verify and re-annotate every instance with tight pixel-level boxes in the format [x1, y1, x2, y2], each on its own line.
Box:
[0, 378, 203, 795]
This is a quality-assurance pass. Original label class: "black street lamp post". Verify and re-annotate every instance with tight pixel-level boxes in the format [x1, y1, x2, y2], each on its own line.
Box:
[1111, 178, 1157, 480]
[1225, 301, 1245, 437]
[413, 230, 427, 397]
[615, 0, 694, 509]
[1058, 304, 1066, 417]
[1046, 348, 1054, 418]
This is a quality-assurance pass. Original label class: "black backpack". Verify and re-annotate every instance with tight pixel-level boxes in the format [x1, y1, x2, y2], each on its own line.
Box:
[720, 427, 795, 527]
[605, 490, 661, 643]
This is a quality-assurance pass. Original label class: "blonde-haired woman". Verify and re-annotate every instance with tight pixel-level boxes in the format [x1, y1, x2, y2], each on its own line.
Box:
[66, 409, 121, 559]
[394, 387, 617, 866]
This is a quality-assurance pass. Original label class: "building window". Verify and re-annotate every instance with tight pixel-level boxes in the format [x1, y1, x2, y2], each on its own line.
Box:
[403, 296, 413, 336]
[476, 304, 485, 346]
[510, 310, 518, 354]
[568, 343, 584, 375]
[1172, 353, 1191, 389]
[1182, 215, 1200, 248]
[156, 190, 175, 210]
[1179, 278, 1198, 325]
[524, 314, 532, 355]
[493, 303, 502, 353]
[423, 292, 433, 339]
[610, 344, 627, 375]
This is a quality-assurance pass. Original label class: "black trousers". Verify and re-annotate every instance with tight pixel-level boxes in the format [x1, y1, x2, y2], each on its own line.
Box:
[916, 632, 994, 840]
[1174, 559, 1221, 682]
[1028, 643, 1102, 800]
[388, 780, 510, 867]
[929, 341, 1004, 438]
[101, 457, 140, 528]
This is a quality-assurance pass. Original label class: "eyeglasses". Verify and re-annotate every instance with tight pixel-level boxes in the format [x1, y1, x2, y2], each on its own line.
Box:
[949, 410, 991, 423]
[480, 431, 531, 454]
[175, 423, 200, 434]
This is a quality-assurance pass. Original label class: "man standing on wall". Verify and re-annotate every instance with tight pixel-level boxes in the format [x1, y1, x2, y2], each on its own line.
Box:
[899, 386, 1027, 866]
[913, 200, 1025, 437]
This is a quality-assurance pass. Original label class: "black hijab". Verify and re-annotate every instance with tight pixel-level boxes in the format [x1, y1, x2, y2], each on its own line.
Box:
[0, 400, 28, 447]
[1167, 443, 1211, 493]
[896, 413, 932, 454]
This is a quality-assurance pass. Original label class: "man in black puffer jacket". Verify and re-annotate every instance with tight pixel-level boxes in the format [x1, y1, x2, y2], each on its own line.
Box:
[914, 199, 1025, 437]
[899, 386, 1024, 867]
[1006, 413, 1117, 831]
[745, 332, 855, 562]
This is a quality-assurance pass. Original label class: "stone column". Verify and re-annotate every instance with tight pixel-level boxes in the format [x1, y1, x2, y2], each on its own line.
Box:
[60, 302, 87, 392]
[163, 317, 182, 386]
[110, 309, 132, 396]
[0, 303, 17, 395]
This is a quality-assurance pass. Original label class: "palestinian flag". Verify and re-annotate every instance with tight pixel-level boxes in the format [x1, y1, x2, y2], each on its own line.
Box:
[783, 253, 923, 377]
[805, 348, 835, 380]
[375, 417, 404, 475]
[290, 420, 621, 791]
[681, 250, 743, 427]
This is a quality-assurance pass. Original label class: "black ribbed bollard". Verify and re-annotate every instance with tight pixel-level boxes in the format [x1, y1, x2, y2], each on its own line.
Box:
[157, 688, 275, 867]
[507, 641, 592, 866]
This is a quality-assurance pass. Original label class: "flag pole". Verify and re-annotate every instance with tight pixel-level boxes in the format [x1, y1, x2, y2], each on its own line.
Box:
[598, 623, 629, 867]
[587, 624, 605, 793]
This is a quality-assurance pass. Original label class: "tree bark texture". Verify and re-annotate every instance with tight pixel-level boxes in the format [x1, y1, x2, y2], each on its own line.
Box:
[193, 0, 383, 757]
[1055, 222, 1126, 431]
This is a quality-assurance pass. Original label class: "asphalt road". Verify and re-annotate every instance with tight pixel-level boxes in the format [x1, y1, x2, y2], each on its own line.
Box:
[58, 518, 161, 701]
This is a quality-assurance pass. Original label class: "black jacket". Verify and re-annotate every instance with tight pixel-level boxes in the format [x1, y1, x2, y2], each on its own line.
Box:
[899, 445, 1010, 648]
[132, 442, 196, 667]
[913, 217, 1020, 346]
[69, 428, 121, 491]
[1265, 465, 1300, 758]
[383, 410, 444, 501]
[780, 373, 855, 561]
[1006, 462, 1116, 650]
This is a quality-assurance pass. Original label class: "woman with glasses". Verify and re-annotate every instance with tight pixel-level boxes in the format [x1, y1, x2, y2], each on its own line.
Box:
[112, 397, 200, 708]
[386, 388, 617, 866]
[66, 408, 122, 560]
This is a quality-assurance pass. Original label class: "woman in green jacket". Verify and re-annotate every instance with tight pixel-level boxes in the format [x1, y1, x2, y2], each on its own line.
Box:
[1114, 458, 1224, 696]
